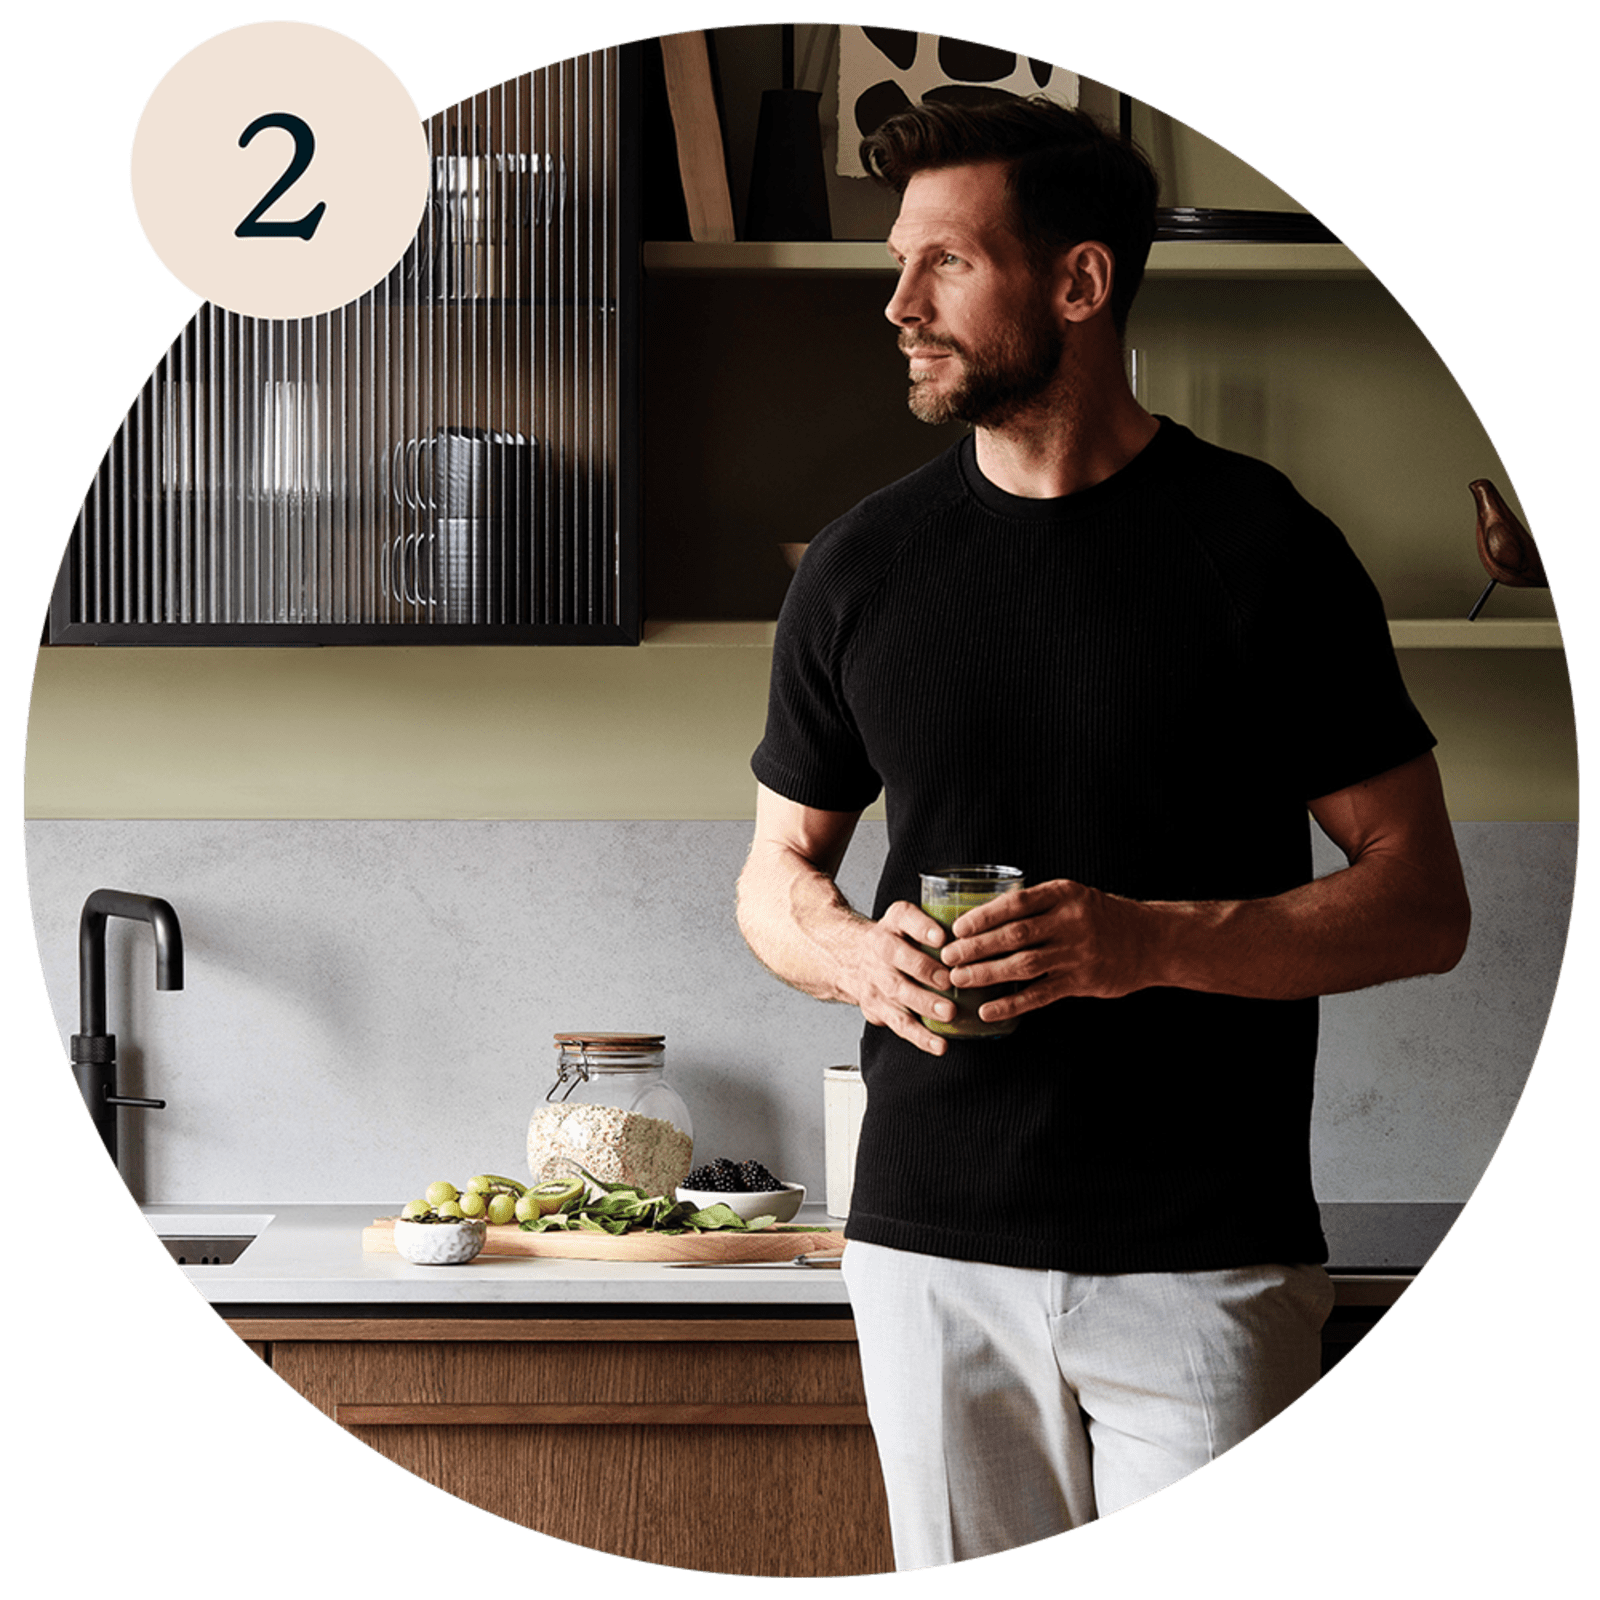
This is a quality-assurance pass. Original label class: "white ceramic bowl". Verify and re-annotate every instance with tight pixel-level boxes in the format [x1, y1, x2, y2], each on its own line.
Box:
[392, 1216, 487, 1264]
[675, 1182, 805, 1224]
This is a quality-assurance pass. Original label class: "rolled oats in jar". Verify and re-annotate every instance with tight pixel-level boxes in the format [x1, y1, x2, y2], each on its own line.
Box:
[528, 1032, 694, 1196]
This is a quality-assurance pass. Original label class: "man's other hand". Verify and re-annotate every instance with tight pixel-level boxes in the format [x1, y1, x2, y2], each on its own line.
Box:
[939, 881, 1154, 1019]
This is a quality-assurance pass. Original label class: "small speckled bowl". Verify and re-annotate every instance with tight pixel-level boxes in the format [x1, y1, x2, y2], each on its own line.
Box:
[674, 1182, 805, 1224]
[392, 1216, 487, 1265]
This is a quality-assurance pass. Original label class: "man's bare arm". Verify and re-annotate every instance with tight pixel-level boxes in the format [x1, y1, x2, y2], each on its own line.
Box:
[941, 752, 1471, 1012]
[735, 783, 958, 1053]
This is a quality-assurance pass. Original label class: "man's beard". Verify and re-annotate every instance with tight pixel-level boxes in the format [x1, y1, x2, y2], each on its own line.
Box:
[901, 303, 1065, 429]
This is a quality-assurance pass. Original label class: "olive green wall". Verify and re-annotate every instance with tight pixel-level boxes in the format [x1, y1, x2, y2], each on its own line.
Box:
[21, 639, 1576, 822]
[25, 642, 779, 822]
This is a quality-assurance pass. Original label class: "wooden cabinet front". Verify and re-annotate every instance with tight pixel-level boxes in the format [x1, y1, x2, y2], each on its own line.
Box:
[243, 1316, 894, 1576]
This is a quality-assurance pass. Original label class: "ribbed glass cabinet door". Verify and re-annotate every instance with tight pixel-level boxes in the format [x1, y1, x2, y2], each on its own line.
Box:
[49, 45, 639, 644]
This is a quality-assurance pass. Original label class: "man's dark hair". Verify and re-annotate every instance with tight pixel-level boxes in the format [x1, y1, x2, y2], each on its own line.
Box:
[860, 97, 1160, 338]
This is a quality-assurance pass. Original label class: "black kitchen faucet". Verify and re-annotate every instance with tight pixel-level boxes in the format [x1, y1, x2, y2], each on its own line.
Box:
[71, 889, 184, 1169]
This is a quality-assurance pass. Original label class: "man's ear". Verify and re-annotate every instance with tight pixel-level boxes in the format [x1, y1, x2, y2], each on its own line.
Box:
[1057, 240, 1116, 325]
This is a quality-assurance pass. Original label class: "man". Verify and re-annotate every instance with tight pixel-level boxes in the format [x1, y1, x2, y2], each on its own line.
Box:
[736, 98, 1470, 1568]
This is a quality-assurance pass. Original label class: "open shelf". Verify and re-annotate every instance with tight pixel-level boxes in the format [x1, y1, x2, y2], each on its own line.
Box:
[643, 239, 1368, 280]
[641, 620, 779, 647]
[1388, 618, 1562, 650]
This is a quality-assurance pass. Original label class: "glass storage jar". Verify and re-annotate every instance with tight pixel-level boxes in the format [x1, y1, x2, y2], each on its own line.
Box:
[527, 1032, 695, 1196]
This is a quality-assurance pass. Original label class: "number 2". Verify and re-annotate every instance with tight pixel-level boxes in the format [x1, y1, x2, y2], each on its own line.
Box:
[235, 112, 327, 241]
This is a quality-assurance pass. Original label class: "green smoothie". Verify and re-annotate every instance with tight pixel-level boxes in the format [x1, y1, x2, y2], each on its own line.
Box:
[917, 867, 1025, 1039]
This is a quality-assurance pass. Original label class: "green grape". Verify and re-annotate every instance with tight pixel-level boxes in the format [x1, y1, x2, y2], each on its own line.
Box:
[458, 1190, 487, 1217]
[400, 1199, 431, 1220]
[514, 1193, 539, 1223]
[424, 1180, 459, 1207]
[465, 1175, 492, 1195]
[487, 1193, 517, 1225]
[435, 1199, 465, 1219]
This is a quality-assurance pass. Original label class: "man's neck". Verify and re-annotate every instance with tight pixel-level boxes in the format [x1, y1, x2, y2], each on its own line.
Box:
[972, 380, 1159, 500]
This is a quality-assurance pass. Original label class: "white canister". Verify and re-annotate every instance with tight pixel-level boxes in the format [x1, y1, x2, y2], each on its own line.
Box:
[823, 1065, 867, 1218]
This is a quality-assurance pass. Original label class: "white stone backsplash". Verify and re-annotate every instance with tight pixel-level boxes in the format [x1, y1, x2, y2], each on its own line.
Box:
[23, 818, 1573, 1208]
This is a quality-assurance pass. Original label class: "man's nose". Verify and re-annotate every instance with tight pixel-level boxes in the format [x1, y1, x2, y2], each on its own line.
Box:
[884, 265, 927, 326]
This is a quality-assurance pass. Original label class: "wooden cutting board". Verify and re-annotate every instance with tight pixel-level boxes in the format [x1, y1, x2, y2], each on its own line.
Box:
[364, 1217, 849, 1262]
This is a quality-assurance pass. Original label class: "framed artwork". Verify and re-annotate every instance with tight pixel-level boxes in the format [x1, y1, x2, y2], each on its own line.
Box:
[836, 27, 1078, 176]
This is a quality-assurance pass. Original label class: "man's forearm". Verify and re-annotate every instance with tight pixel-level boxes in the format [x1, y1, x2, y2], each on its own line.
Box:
[946, 753, 1472, 1012]
[944, 843, 1470, 1011]
[1135, 850, 1471, 1001]
[738, 789, 967, 1053]
[736, 837, 873, 1004]
[1136, 755, 1475, 1000]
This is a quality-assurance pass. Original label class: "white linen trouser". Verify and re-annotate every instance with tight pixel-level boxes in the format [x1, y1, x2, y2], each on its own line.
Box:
[842, 1239, 1335, 1569]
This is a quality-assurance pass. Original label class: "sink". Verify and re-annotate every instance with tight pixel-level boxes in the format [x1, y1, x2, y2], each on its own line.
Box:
[143, 1212, 275, 1266]
[160, 1235, 255, 1265]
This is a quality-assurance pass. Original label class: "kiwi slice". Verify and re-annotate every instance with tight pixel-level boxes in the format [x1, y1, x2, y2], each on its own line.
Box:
[529, 1176, 586, 1215]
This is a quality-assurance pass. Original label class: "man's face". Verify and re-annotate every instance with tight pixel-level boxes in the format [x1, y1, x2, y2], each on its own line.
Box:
[884, 160, 1065, 429]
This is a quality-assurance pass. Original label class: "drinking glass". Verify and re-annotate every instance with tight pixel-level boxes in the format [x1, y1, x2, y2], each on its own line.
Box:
[917, 865, 1026, 1039]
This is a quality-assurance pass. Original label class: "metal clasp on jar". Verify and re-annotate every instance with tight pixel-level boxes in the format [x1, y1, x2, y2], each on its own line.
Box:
[547, 1040, 594, 1102]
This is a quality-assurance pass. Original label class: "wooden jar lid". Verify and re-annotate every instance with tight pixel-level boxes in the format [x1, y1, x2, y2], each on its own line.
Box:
[553, 1031, 665, 1052]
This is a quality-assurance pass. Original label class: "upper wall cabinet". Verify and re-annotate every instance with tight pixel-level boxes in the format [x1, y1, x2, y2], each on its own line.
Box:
[48, 45, 642, 645]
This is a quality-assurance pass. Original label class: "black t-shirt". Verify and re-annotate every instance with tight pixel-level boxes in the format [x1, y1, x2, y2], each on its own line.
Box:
[752, 419, 1436, 1273]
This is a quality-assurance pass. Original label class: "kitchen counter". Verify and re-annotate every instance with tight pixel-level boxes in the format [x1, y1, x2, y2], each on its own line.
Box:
[143, 1200, 1463, 1313]
[143, 1200, 854, 1310]
[150, 1198, 1463, 1576]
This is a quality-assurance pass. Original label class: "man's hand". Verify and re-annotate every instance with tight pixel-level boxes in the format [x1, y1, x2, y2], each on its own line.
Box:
[736, 783, 961, 1056]
[839, 900, 962, 1054]
[939, 881, 1156, 1020]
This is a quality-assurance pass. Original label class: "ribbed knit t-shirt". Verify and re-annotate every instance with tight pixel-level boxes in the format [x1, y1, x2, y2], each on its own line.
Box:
[752, 418, 1436, 1274]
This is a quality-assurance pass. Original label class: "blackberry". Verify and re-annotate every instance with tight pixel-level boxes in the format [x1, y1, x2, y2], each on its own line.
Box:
[683, 1157, 739, 1192]
[737, 1160, 782, 1192]
[683, 1156, 784, 1193]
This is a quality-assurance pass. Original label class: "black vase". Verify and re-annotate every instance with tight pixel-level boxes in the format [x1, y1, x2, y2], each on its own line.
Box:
[745, 88, 831, 241]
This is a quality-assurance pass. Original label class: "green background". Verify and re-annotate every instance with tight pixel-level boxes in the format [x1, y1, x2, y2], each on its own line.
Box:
[9, 0, 1587, 1593]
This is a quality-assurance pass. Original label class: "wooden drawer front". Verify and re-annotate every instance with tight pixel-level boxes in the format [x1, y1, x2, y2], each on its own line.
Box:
[272, 1338, 870, 1412]
[268, 1339, 893, 1576]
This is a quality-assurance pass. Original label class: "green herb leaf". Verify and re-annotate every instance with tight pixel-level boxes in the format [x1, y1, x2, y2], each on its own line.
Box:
[682, 1203, 749, 1230]
[574, 1166, 640, 1197]
[511, 1181, 797, 1237]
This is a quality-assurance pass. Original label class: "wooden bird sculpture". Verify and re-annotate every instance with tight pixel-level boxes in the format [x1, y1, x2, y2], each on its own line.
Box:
[1468, 478, 1546, 620]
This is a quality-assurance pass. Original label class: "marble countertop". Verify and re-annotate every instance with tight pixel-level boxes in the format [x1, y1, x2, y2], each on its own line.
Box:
[142, 1200, 1464, 1312]
[142, 1200, 854, 1309]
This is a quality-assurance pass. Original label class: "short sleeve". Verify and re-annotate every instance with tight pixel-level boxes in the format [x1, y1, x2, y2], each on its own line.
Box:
[1249, 501, 1436, 802]
[750, 535, 883, 812]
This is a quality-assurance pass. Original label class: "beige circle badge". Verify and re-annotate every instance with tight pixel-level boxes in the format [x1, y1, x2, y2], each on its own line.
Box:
[131, 23, 429, 321]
